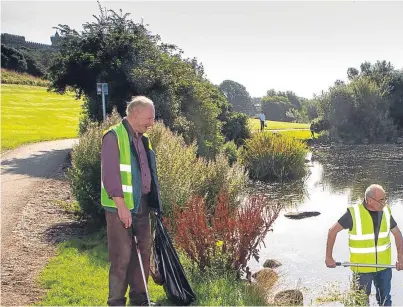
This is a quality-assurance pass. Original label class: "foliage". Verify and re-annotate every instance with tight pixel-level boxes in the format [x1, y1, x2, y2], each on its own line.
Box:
[317, 60, 403, 143]
[316, 277, 370, 306]
[310, 117, 329, 133]
[165, 191, 282, 273]
[240, 132, 308, 181]
[1, 44, 45, 77]
[47, 4, 229, 158]
[69, 115, 247, 227]
[1, 44, 27, 73]
[1, 84, 81, 150]
[221, 141, 238, 166]
[221, 111, 251, 146]
[317, 73, 398, 143]
[261, 96, 292, 122]
[219, 80, 255, 115]
[259, 90, 306, 123]
[67, 109, 121, 224]
[300, 99, 319, 122]
[148, 121, 248, 222]
[37, 231, 267, 306]
[1, 69, 49, 87]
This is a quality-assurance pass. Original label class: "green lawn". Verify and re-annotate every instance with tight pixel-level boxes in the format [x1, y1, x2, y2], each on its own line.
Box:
[275, 129, 318, 140]
[248, 118, 310, 131]
[36, 232, 267, 306]
[1, 84, 82, 151]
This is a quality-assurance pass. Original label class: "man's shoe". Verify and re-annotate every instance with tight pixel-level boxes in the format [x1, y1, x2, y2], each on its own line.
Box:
[130, 300, 160, 306]
[140, 301, 159, 306]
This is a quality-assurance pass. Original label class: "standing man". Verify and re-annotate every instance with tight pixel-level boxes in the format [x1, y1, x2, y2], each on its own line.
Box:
[325, 184, 403, 306]
[310, 122, 315, 139]
[259, 111, 266, 132]
[101, 96, 162, 306]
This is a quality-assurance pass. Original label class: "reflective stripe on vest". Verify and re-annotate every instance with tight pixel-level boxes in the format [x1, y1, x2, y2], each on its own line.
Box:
[348, 203, 391, 273]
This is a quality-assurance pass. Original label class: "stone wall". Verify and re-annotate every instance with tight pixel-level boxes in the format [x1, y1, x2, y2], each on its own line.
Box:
[1, 33, 58, 50]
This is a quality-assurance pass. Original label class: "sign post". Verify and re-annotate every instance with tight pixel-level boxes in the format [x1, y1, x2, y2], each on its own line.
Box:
[97, 83, 108, 120]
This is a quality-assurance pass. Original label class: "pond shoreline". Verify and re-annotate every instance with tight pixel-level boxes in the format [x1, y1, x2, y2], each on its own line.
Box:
[247, 143, 403, 305]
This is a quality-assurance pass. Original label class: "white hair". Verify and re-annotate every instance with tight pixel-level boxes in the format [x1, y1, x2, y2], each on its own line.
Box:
[364, 184, 385, 202]
[126, 96, 154, 116]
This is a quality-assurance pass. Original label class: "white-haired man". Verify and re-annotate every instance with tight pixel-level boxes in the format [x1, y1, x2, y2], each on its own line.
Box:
[325, 184, 402, 306]
[101, 96, 162, 306]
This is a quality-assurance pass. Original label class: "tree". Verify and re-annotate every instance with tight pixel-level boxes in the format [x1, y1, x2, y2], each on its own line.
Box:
[48, 3, 234, 158]
[219, 80, 255, 115]
[347, 67, 359, 80]
[1, 44, 28, 73]
[261, 96, 292, 121]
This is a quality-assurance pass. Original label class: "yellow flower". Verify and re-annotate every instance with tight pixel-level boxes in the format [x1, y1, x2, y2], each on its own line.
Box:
[216, 240, 223, 247]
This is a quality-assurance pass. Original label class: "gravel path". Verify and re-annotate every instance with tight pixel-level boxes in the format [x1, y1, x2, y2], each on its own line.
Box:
[1, 139, 86, 305]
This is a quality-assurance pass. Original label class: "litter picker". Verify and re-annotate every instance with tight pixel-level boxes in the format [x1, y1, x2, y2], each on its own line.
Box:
[131, 224, 151, 306]
[336, 261, 397, 269]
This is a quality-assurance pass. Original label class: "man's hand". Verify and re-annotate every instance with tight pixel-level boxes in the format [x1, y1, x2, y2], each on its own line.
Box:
[325, 257, 337, 268]
[117, 206, 132, 228]
[113, 197, 132, 228]
[326, 222, 343, 268]
[397, 260, 403, 271]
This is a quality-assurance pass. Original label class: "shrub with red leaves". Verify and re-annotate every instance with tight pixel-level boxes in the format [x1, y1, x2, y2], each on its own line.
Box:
[168, 190, 282, 273]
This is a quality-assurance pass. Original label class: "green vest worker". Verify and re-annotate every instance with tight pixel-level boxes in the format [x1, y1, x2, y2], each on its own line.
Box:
[101, 95, 162, 306]
[325, 184, 403, 306]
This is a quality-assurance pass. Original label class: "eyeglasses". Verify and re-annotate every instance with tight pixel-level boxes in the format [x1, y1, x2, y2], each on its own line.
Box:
[368, 196, 387, 205]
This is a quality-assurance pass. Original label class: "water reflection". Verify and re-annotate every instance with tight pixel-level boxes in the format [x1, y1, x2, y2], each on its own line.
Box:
[315, 144, 403, 204]
[248, 144, 403, 305]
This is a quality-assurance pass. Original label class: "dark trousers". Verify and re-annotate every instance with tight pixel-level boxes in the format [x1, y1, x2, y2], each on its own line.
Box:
[260, 120, 265, 131]
[354, 268, 392, 306]
[106, 197, 151, 306]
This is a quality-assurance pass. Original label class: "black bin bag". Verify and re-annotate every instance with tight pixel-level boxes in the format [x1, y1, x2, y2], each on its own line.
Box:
[153, 214, 196, 306]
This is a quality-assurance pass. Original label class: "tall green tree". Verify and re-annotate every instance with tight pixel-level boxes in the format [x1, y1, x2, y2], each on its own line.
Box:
[47, 4, 232, 158]
[219, 80, 255, 115]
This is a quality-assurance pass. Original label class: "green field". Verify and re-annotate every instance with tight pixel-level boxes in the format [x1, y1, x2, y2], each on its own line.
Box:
[1, 84, 82, 151]
[248, 118, 310, 131]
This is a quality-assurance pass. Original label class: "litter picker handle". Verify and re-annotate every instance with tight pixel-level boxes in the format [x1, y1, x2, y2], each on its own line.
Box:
[336, 261, 396, 269]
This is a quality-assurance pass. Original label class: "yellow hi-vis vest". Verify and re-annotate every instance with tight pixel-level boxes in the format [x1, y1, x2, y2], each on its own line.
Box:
[348, 203, 391, 273]
[100, 121, 150, 211]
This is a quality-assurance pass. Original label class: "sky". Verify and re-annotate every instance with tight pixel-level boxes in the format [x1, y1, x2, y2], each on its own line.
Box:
[2, 1, 403, 99]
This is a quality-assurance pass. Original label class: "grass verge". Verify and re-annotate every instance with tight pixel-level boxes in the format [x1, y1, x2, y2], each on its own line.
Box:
[1, 69, 50, 87]
[36, 231, 267, 306]
[1, 84, 82, 151]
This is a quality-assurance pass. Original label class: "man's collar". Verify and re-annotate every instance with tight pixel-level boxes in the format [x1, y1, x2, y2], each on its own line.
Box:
[123, 118, 142, 139]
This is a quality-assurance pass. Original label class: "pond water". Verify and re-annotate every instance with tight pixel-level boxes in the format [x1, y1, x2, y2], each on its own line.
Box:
[248, 144, 403, 305]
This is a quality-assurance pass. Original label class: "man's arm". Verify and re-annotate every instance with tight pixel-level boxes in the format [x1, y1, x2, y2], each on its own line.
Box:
[326, 222, 344, 268]
[391, 225, 403, 271]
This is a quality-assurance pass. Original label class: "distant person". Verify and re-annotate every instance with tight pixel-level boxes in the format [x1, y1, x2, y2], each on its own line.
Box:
[325, 184, 403, 306]
[259, 112, 266, 131]
[310, 122, 315, 139]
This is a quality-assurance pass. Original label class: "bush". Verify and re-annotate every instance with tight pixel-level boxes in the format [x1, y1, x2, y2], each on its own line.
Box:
[147, 122, 248, 221]
[165, 190, 282, 273]
[221, 141, 238, 166]
[69, 114, 248, 227]
[195, 153, 247, 213]
[67, 108, 121, 224]
[240, 132, 308, 181]
[311, 117, 330, 133]
[221, 112, 251, 146]
[318, 76, 399, 144]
